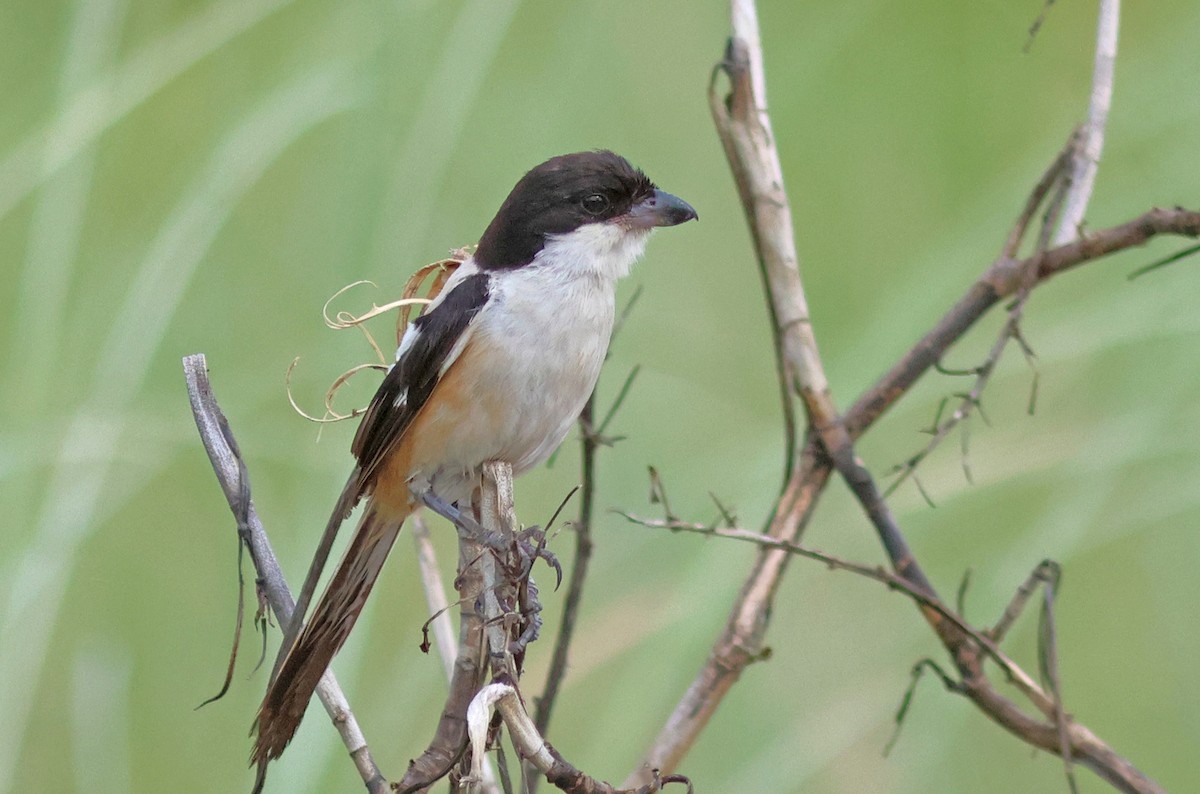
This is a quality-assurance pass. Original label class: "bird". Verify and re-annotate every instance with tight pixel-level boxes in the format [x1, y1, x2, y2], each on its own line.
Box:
[249, 150, 696, 781]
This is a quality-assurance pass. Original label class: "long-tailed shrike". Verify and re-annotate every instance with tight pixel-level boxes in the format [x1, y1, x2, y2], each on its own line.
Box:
[249, 150, 696, 777]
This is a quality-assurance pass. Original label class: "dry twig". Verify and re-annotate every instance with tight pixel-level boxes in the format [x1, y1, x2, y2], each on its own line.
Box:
[183, 354, 387, 794]
[626, 2, 1184, 792]
[534, 284, 646, 774]
[287, 256, 464, 424]
[1053, 0, 1120, 245]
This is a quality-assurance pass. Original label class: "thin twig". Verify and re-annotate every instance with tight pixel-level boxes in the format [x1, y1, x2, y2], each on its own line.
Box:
[533, 397, 599, 760]
[1034, 563, 1078, 794]
[1003, 136, 1076, 259]
[846, 206, 1200, 441]
[884, 659, 962, 756]
[628, 1, 1181, 790]
[468, 683, 692, 794]
[395, 506, 491, 793]
[1053, 0, 1120, 245]
[411, 513, 458, 680]
[182, 354, 386, 793]
[194, 530, 249, 710]
[533, 281, 645, 788]
[885, 309, 1021, 498]
[618, 513, 1051, 709]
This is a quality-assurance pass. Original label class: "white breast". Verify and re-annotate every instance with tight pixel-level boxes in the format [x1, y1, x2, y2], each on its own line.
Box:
[400, 223, 650, 502]
[470, 254, 617, 473]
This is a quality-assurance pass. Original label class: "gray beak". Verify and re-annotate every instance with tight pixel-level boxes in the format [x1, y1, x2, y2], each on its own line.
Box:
[626, 188, 699, 229]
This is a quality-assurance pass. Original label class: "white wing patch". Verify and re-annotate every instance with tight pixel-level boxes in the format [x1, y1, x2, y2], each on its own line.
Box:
[395, 324, 420, 362]
[386, 259, 484, 410]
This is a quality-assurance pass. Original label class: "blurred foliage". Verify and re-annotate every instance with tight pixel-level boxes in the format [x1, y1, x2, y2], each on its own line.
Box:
[1, 1, 1197, 792]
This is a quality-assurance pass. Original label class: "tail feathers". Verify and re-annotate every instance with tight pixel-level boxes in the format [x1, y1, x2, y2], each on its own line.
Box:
[250, 503, 408, 768]
[278, 468, 365, 671]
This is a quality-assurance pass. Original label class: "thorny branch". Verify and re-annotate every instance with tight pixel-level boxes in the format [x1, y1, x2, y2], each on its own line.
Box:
[627, 1, 1186, 793]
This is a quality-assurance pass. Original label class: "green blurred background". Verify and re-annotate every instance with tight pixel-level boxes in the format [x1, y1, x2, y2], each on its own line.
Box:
[2, 1, 1197, 791]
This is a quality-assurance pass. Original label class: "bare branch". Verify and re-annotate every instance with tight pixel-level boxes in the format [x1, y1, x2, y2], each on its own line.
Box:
[468, 683, 692, 794]
[623, 510, 1163, 793]
[625, 203, 1196, 791]
[628, 0, 1188, 789]
[1003, 137, 1075, 259]
[885, 305, 1027, 498]
[534, 397, 597, 740]
[395, 505, 492, 793]
[411, 514, 460, 678]
[846, 206, 1200, 440]
[1054, 0, 1120, 245]
[710, 0, 831, 471]
[618, 514, 1053, 710]
[182, 354, 386, 794]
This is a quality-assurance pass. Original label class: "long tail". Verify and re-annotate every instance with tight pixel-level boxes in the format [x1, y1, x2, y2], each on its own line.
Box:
[250, 500, 409, 776]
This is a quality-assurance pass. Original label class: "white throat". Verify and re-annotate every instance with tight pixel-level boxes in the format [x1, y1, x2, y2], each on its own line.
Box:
[538, 223, 652, 281]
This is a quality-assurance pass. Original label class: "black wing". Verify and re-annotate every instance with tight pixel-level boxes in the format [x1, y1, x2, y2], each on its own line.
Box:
[254, 270, 493, 778]
[352, 270, 491, 486]
[276, 269, 491, 666]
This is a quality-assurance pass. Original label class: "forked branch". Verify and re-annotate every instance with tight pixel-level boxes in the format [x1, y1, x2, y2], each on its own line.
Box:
[628, 2, 1181, 792]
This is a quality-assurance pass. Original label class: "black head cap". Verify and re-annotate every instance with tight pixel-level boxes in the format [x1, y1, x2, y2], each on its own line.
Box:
[475, 151, 662, 270]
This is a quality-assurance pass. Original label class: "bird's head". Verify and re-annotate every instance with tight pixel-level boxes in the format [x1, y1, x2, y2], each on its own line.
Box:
[474, 150, 697, 279]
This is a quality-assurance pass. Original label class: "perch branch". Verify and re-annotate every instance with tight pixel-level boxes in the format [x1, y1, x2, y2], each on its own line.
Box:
[395, 491, 497, 793]
[182, 354, 386, 794]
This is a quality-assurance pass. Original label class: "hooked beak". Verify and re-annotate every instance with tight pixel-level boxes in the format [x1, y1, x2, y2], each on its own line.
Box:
[625, 189, 698, 229]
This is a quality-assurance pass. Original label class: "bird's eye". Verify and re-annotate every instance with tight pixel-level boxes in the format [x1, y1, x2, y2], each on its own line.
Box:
[581, 193, 610, 215]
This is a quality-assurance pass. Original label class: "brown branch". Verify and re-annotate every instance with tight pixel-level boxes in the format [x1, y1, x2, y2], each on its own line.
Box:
[617, 515, 1053, 712]
[534, 394, 598, 747]
[395, 474, 516, 794]
[630, 202, 1196, 794]
[628, 1, 1189, 791]
[622, 507, 1160, 794]
[628, 209, 1200, 791]
[885, 138, 1080, 496]
[469, 683, 692, 794]
[535, 286, 645, 784]
[632, 205, 1198, 791]
[846, 205, 1200, 441]
[182, 354, 386, 794]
